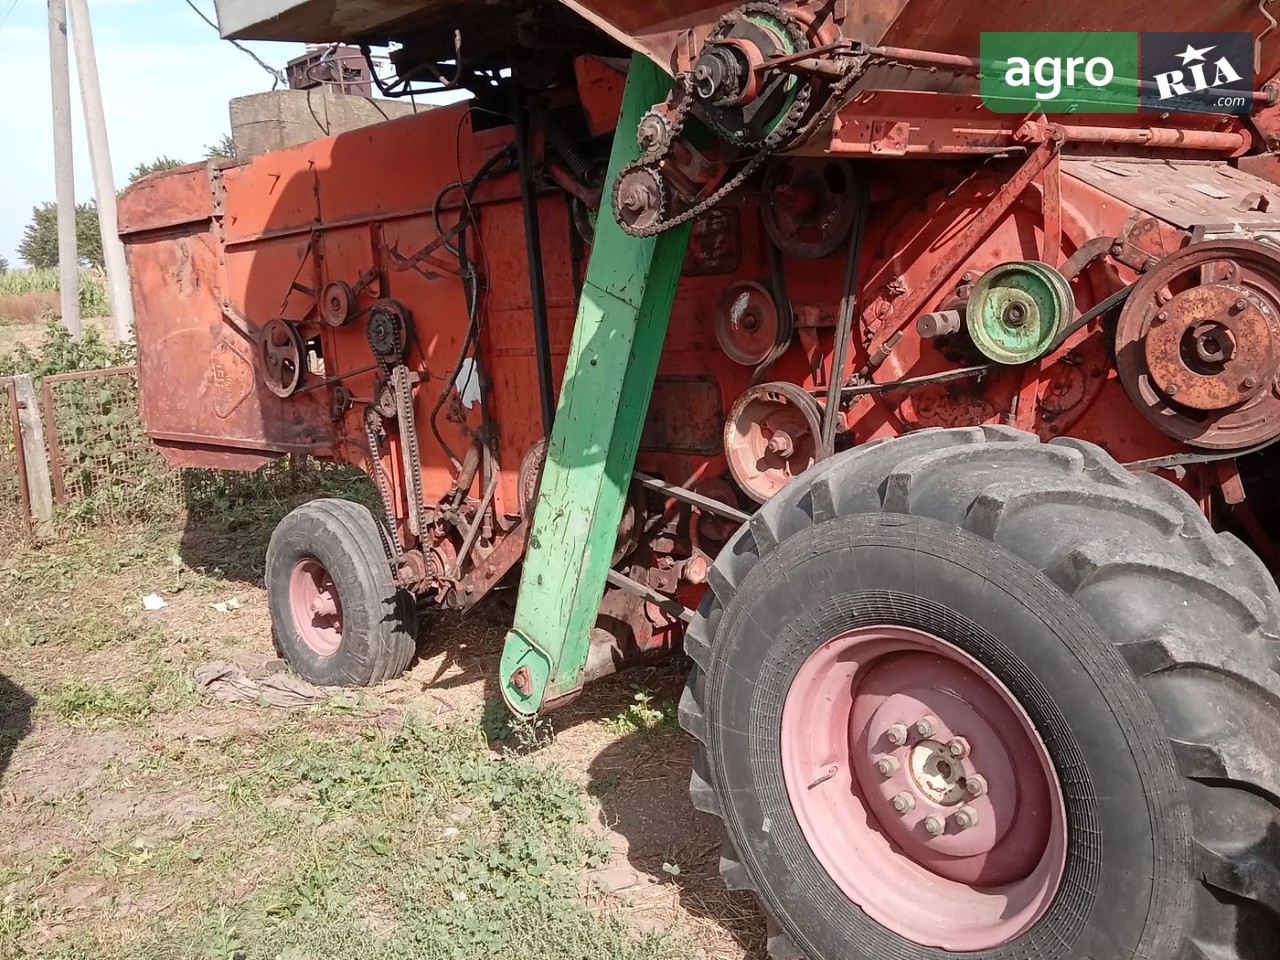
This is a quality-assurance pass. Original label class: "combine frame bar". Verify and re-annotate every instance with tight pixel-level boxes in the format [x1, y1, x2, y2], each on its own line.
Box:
[500, 55, 692, 714]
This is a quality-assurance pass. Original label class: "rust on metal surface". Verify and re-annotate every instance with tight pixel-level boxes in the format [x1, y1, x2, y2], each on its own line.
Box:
[1143, 285, 1273, 412]
[1116, 240, 1280, 449]
[864, 140, 1059, 363]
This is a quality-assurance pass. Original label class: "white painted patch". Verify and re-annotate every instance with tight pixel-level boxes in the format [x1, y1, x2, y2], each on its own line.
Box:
[454, 358, 481, 409]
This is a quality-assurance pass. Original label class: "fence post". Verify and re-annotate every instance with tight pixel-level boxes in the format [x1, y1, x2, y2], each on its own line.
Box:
[13, 376, 54, 531]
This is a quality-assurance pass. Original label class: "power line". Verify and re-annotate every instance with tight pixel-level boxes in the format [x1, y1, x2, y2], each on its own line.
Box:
[0, 0, 21, 29]
[181, 0, 286, 88]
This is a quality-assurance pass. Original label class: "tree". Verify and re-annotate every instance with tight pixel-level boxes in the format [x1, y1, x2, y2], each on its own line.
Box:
[0, 256, 9, 273]
[18, 202, 103, 269]
[205, 134, 236, 160]
[129, 155, 185, 183]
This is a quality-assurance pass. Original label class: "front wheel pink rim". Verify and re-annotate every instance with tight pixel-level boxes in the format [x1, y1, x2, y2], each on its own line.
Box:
[780, 624, 1067, 951]
[288, 557, 344, 657]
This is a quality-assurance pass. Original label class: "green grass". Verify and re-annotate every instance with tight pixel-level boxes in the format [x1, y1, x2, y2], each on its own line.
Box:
[0, 517, 688, 960]
[1, 716, 684, 960]
[601, 688, 679, 736]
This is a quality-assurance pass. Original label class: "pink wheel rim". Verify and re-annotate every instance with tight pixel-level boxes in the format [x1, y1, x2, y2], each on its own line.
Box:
[288, 557, 344, 657]
[780, 625, 1067, 951]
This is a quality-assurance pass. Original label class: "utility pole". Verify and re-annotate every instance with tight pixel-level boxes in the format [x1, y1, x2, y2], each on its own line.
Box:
[47, 0, 80, 341]
[66, 0, 135, 342]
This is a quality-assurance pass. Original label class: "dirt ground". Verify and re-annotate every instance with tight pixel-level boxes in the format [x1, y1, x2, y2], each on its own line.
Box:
[0, 505, 764, 959]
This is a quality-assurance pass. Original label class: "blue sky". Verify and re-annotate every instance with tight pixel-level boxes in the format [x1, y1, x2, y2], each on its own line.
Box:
[0, 0, 305, 264]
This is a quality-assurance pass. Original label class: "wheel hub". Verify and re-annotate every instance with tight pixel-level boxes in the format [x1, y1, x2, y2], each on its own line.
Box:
[906, 738, 965, 804]
[780, 624, 1067, 951]
[288, 557, 344, 657]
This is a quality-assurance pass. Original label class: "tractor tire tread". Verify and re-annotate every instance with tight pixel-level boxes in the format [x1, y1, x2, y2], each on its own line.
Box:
[682, 428, 1280, 960]
[266, 498, 417, 687]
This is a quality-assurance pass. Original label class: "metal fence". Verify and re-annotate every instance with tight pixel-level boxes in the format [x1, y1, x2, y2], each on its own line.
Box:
[39, 365, 178, 525]
[0, 365, 355, 536]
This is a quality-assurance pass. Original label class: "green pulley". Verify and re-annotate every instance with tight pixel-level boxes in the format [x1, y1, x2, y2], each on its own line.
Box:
[966, 261, 1073, 364]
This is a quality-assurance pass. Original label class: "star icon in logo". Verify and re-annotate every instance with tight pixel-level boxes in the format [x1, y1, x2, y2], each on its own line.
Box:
[1176, 43, 1215, 64]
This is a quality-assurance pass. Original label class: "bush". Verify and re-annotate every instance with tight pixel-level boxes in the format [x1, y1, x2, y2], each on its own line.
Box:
[0, 319, 130, 379]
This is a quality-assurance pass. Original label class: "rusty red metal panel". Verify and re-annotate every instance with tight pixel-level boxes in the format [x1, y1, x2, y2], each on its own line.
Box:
[118, 161, 219, 236]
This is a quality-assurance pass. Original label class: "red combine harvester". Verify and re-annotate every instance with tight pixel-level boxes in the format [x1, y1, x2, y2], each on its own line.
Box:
[120, 2, 1280, 957]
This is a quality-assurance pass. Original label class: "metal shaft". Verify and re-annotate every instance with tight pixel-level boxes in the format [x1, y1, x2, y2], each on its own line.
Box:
[66, 0, 135, 342]
[47, 0, 80, 341]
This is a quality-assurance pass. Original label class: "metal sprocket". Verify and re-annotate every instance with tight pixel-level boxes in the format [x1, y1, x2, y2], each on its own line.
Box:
[611, 2, 815, 239]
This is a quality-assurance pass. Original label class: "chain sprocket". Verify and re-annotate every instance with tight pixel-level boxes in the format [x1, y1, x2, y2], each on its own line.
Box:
[612, 2, 814, 239]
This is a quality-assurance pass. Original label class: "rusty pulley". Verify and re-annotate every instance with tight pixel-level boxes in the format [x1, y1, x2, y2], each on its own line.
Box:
[1115, 240, 1280, 449]
[319, 280, 356, 327]
[724, 381, 823, 503]
[716, 280, 789, 366]
[259, 319, 304, 398]
[762, 158, 861, 260]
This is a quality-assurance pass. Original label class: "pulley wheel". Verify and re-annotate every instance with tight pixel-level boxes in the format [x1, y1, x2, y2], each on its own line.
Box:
[259, 319, 304, 398]
[966, 262, 1073, 365]
[716, 281, 786, 366]
[724, 381, 823, 503]
[762, 158, 861, 260]
[1115, 239, 1280, 449]
[319, 280, 356, 327]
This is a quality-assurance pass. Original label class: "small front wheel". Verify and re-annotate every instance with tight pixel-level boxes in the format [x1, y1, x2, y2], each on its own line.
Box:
[265, 498, 417, 686]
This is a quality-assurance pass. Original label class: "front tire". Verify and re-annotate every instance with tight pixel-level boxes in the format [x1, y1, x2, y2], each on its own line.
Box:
[682, 426, 1280, 960]
[265, 498, 418, 686]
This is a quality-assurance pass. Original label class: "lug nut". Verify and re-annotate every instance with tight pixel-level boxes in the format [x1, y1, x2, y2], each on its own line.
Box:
[891, 792, 915, 814]
[1243, 376, 1258, 389]
[875, 757, 900, 777]
[914, 716, 936, 738]
[923, 815, 944, 836]
[886, 723, 909, 746]
[954, 805, 979, 830]
[946, 737, 969, 759]
[965, 774, 988, 797]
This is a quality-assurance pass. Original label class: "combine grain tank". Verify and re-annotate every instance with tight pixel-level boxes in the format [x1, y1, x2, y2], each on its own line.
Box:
[121, 2, 1280, 957]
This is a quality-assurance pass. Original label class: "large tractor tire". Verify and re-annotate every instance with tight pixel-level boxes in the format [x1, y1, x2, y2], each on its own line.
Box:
[265, 498, 418, 686]
[682, 426, 1280, 960]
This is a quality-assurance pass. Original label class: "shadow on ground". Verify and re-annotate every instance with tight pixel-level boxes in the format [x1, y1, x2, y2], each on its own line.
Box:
[579, 665, 768, 958]
[0, 673, 34, 785]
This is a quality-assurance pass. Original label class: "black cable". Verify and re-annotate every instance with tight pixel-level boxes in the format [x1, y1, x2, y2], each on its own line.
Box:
[427, 141, 517, 468]
[359, 35, 463, 99]
[822, 184, 869, 455]
[513, 83, 556, 434]
[182, 0, 286, 88]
